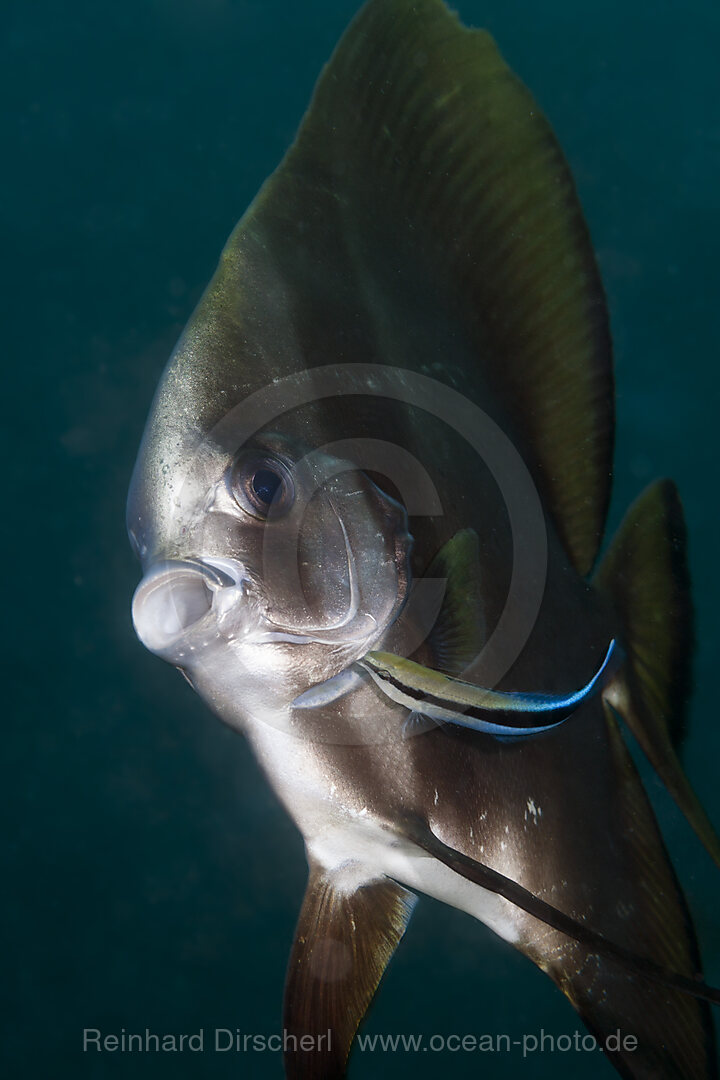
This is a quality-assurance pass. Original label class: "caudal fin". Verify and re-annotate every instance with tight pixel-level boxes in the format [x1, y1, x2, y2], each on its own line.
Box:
[594, 480, 720, 866]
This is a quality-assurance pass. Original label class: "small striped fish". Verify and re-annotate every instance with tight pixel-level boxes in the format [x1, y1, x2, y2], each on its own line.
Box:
[360, 639, 618, 737]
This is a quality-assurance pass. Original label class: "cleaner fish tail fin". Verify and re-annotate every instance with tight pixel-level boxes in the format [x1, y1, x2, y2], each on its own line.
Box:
[594, 479, 720, 866]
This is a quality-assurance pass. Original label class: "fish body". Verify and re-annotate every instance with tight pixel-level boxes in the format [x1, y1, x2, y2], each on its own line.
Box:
[128, 1, 719, 1076]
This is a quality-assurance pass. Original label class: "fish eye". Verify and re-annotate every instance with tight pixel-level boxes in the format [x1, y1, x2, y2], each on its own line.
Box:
[230, 451, 295, 520]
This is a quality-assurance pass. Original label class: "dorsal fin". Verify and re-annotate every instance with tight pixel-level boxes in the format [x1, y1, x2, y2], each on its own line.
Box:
[241, 0, 613, 574]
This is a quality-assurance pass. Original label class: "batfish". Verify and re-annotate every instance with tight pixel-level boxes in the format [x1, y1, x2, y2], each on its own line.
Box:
[127, 0, 720, 1075]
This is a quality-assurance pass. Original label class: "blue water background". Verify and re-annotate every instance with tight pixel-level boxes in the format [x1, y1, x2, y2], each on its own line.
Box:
[5, 0, 719, 1076]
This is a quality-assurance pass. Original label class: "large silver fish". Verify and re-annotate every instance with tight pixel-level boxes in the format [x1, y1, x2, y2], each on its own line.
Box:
[127, 0, 719, 1075]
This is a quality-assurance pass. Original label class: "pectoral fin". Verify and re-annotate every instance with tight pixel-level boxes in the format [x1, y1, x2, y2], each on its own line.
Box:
[283, 861, 416, 1078]
[425, 528, 486, 674]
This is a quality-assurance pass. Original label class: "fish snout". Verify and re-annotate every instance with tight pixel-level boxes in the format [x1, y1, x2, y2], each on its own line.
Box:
[131, 558, 246, 659]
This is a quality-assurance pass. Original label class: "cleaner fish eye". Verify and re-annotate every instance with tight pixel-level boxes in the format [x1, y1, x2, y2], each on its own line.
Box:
[127, 1, 720, 1076]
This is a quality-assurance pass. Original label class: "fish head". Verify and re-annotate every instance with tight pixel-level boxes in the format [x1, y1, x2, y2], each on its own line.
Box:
[128, 418, 411, 728]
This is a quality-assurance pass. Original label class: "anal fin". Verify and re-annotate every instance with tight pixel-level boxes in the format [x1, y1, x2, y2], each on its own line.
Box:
[284, 860, 416, 1078]
[594, 480, 720, 866]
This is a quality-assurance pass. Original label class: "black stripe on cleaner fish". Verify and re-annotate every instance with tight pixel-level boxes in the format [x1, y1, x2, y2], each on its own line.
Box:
[357, 638, 619, 736]
[127, 1, 720, 1077]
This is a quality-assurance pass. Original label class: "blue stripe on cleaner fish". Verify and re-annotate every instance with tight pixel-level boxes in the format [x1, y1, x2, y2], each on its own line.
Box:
[359, 639, 618, 737]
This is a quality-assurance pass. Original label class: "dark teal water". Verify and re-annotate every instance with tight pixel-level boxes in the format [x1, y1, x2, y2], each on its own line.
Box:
[5, 0, 719, 1076]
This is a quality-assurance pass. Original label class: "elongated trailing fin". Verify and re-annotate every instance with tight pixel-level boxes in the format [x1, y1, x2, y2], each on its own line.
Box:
[402, 691, 718, 1077]
[595, 479, 720, 866]
[240, 0, 613, 574]
[284, 861, 416, 1079]
[400, 812, 720, 1007]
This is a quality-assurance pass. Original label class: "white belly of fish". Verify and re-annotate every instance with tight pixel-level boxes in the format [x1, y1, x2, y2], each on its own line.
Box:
[246, 719, 524, 948]
[309, 822, 524, 947]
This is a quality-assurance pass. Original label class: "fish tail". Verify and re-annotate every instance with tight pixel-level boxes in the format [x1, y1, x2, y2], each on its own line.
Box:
[594, 479, 720, 866]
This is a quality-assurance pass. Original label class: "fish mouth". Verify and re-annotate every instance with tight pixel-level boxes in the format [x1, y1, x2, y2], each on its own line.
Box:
[132, 499, 408, 659]
[132, 558, 245, 656]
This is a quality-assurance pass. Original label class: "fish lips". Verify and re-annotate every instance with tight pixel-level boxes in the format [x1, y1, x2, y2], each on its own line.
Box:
[132, 488, 412, 667]
[131, 557, 248, 661]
